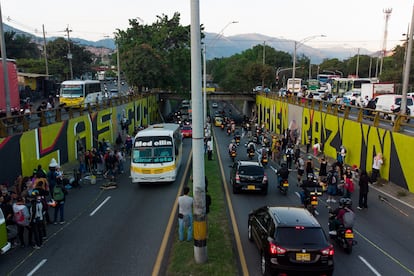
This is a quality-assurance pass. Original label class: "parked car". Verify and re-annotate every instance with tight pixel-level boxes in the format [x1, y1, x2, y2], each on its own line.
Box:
[248, 206, 334, 276]
[230, 160, 268, 194]
[375, 94, 413, 121]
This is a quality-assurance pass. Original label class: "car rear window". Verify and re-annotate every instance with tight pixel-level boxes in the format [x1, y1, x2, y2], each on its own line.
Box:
[275, 227, 327, 246]
[238, 165, 264, 176]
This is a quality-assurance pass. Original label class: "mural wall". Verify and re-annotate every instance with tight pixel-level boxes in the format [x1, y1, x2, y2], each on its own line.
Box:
[256, 95, 414, 192]
[0, 95, 159, 185]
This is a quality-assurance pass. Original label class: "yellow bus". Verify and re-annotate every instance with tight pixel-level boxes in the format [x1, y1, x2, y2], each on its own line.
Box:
[130, 123, 182, 184]
[59, 80, 104, 108]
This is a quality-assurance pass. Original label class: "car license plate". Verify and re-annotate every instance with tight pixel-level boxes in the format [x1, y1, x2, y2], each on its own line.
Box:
[296, 253, 310, 261]
[345, 232, 354, 238]
[247, 185, 255, 190]
[283, 182, 289, 187]
[311, 200, 318, 206]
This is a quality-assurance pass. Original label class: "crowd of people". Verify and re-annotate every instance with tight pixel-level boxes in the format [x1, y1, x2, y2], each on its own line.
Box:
[0, 158, 68, 249]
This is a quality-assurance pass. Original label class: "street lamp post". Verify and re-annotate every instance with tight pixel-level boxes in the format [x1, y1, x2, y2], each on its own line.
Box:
[292, 35, 325, 94]
[203, 21, 238, 124]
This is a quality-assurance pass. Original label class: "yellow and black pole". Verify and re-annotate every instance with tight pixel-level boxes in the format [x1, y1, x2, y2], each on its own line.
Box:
[190, 0, 207, 263]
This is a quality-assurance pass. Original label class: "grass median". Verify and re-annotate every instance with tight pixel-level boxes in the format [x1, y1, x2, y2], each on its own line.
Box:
[166, 151, 238, 275]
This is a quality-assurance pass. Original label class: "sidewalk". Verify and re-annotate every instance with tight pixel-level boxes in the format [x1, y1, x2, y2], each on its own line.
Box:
[301, 146, 414, 209]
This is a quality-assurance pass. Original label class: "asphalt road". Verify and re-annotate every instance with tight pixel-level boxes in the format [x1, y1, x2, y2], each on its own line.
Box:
[0, 138, 192, 275]
[212, 101, 414, 276]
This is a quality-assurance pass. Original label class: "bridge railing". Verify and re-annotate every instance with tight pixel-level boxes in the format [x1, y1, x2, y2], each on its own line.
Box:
[262, 92, 413, 133]
[0, 94, 146, 138]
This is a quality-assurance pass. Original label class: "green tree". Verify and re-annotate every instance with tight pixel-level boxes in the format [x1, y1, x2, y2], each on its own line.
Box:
[116, 13, 193, 92]
[3, 31, 40, 59]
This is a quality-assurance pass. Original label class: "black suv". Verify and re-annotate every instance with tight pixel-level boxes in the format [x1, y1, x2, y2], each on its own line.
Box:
[248, 206, 334, 276]
[230, 161, 268, 195]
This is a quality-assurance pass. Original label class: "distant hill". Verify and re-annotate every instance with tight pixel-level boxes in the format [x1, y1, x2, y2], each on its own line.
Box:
[4, 23, 373, 63]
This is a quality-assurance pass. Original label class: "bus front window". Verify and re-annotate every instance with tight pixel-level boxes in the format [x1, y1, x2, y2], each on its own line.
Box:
[61, 85, 83, 98]
[132, 148, 153, 163]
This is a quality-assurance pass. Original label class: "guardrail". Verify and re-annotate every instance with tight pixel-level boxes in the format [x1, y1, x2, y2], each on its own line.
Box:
[263, 93, 414, 134]
[0, 94, 146, 138]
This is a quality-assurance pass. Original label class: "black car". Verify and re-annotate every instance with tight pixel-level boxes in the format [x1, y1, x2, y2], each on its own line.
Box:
[248, 206, 334, 276]
[230, 161, 268, 195]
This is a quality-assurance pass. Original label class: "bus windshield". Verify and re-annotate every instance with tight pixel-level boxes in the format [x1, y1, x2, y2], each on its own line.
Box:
[132, 136, 174, 163]
[60, 84, 84, 97]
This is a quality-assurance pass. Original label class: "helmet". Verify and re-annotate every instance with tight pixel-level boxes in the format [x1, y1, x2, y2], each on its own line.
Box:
[231, 139, 235, 143]
[307, 155, 312, 160]
[307, 173, 315, 180]
[281, 163, 287, 168]
[339, 197, 352, 207]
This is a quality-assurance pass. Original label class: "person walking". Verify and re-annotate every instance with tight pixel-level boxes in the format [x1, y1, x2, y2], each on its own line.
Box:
[326, 166, 339, 203]
[12, 197, 31, 248]
[357, 170, 370, 210]
[342, 166, 355, 198]
[178, 186, 193, 241]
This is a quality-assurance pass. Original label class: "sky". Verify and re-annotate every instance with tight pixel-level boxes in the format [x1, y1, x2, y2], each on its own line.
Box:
[2, 0, 414, 52]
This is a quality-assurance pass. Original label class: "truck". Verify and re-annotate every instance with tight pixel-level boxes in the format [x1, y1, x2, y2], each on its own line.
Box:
[361, 83, 395, 100]
[0, 59, 20, 117]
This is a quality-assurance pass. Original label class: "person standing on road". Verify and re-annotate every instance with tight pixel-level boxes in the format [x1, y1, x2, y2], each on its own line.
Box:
[178, 186, 193, 241]
[296, 155, 305, 185]
[357, 170, 369, 210]
[52, 179, 67, 224]
[326, 166, 338, 203]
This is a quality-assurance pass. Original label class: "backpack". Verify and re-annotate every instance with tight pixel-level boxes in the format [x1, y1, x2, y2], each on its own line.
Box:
[14, 206, 30, 226]
[327, 171, 337, 185]
[53, 185, 65, 201]
[342, 208, 355, 228]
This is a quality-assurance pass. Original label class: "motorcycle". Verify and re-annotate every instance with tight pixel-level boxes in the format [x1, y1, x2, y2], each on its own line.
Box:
[328, 209, 355, 254]
[248, 148, 255, 160]
[305, 187, 322, 216]
[261, 153, 268, 167]
[230, 148, 237, 162]
[278, 178, 289, 195]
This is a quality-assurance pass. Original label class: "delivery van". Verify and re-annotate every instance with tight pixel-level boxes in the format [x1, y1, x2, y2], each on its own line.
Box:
[375, 94, 413, 122]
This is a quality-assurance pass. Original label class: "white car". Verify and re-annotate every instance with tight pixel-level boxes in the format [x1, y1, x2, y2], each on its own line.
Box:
[212, 102, 218, 108]
[253, 86, 262, 92]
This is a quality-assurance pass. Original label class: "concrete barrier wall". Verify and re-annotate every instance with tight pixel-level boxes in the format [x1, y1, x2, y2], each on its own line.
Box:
[256, 95, 414, 192]
[0, 95, 159, 185]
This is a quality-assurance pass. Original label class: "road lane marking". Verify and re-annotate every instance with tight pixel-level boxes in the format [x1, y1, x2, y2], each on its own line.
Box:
[89, 196, 111, 216]
[215, 130, 249, 276]
[356, 229, 414, 275]
[152, 150, 193, 276]
[358, 256, 382, 276]
[27, 259, 47, 276]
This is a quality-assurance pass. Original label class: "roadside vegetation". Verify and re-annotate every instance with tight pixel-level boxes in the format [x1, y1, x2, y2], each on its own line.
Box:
[167, 150, 238, 275]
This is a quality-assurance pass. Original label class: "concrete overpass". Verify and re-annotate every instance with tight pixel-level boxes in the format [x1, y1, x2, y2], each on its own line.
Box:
[157, 91, 257, 118]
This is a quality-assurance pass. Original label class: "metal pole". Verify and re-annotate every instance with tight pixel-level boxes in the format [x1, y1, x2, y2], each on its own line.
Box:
[356, 48, 360, 77]
[0, 3, 11, 117]
[190, 0, 207, 263]
[42, 24, 49, 79]
[66, 26, 73, 79]
[117, 42, 121, 92]
[203, 44, 207, 124]
[292, 41, 297, 93]
[401, 5, 414, 116]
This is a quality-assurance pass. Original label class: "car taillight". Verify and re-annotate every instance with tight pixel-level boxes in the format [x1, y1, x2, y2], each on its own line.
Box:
[269, 241, 286, 255]
[263, 173, 268, 183]
[235, 173, 240, 183]
[321, 245, 334, 256]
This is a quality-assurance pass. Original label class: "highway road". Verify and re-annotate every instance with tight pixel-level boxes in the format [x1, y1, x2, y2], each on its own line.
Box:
[0, 138, 193, 275]
[213, 100, 414, 276]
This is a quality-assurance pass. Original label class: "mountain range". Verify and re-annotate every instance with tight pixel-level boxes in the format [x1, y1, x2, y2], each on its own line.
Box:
[4, 23, 374, 64]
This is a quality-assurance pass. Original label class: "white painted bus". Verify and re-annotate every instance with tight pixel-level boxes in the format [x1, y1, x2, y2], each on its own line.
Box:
[59, 80, 104, 108]
[130, 123, 183, 184]
[287, 78, 302, 94]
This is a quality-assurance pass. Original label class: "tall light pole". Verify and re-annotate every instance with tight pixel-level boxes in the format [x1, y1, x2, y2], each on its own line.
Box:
[203, 20, 238, 123]
[355, 48, 360, 77]
[65, 25, 73, 79]
[190, 0, 207, 264]
[401, 5, 414, 117]
[0, 2, 11, 117]
[292, 35, 325, 94]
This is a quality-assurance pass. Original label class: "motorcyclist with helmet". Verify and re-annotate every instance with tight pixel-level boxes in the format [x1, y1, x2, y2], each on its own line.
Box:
[277, 163, 290, 187]
[299, 173, 320, 205]
[228, 140, 236, 154]
[246, 140, 256, 156]
[329, 197, 355, 235]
